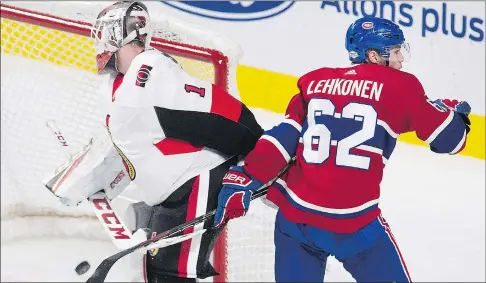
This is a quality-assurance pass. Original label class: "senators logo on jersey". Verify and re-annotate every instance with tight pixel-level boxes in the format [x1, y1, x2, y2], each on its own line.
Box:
[106, 114, 136, 181]
[135, 64, 153, 88]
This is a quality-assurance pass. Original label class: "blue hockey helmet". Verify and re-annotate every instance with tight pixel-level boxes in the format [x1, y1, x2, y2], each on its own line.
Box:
[345, 17, 409, 64]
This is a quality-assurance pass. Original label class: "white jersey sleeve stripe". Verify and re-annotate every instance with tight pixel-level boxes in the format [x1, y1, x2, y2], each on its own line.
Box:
[356, 145, 383, 155]
[449, 129, 467, 155]
[377, 119, 399, 138]
[282, 118, 302, 132]
[425, 111, 454, 144]
[261, 135, 291, 162]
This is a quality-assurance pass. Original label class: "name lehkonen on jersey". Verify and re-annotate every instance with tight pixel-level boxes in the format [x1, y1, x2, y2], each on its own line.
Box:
[307, 79, 383, 101]
[160, 1, 295, 21]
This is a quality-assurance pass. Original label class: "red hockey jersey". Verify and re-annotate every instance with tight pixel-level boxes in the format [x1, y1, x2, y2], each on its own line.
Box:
[244, 64, 469, 233]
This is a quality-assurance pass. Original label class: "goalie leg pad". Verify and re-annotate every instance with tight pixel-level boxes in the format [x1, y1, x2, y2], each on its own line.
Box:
[145, 157, 236, 280]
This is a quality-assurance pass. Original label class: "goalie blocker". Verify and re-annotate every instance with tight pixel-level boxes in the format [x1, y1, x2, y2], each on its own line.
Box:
[43, 126, 130, 207]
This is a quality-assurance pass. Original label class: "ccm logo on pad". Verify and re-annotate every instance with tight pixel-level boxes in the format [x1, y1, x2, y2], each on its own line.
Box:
[223, 172, 251, 187]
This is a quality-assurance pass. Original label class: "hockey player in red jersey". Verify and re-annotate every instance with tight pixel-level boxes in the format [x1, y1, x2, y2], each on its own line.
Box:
[214, 17, 472, 282]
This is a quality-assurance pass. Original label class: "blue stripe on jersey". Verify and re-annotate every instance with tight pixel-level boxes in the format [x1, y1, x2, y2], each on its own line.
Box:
[367, 127, 397, 160]
[264, 122, 301, 157]
[429, 112, 466, 153]
[273, 181, 379, 219]
[302, 116, 397, 160]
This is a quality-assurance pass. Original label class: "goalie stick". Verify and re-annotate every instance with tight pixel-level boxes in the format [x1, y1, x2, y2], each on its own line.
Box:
[87, 157, 296, 283]
[45, 120, 205, 251]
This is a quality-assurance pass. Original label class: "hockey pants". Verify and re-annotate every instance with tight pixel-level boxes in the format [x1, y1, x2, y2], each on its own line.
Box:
[274, 210, 412, 282]
[144, 157, 237, 282]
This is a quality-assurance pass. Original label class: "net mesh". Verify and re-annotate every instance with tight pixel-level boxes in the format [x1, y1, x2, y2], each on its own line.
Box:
[0, 17, 216, 81]
[1, 2, 226, 221]
[0, 2, 276, 282]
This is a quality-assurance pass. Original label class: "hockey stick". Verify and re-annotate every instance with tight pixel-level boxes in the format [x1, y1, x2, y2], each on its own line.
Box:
[87, 158, 295, 283]
[45, 120, 205, 251]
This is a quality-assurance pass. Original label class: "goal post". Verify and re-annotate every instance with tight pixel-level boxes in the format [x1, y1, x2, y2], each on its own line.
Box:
[0, 2, 248, 282]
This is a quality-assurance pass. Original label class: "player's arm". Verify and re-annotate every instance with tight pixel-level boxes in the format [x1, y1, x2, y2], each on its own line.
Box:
[213, 92, 307, 227]
[149, 64, 263, 157]
[243, 92, 306, 183]
[404, 74, 471, 155]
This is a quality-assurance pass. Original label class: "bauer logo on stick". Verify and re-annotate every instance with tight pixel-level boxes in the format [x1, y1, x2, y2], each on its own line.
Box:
[135, 64, 153, 88]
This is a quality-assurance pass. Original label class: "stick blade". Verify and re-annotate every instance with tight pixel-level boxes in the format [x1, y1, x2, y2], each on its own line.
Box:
[86, 248, 131, 283]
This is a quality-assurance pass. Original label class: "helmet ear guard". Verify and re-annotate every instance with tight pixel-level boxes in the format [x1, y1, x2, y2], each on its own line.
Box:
[90, 1, 152, 73]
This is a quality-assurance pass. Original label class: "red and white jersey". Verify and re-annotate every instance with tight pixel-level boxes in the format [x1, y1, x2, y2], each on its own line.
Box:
[101, 49, 262, 206]
[244, 64, 469, 233]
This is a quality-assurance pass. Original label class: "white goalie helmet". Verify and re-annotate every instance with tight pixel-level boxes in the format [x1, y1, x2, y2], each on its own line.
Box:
[91, 1, 152, 73]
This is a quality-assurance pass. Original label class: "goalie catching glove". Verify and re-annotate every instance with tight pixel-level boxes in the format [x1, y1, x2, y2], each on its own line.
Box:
[43, 127, 131, 206]
[213, 166, 262, 228]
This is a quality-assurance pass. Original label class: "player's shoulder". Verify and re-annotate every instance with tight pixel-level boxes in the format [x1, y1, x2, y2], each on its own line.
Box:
[297, 66, 335, 87]
[126, 49, 180, 79]
[298, 64, 372, 82]
[358, 64, 420, 82]
[397, 69, 422, 85]
[134, 49, 177, 65]
[299, 66, 335, 79]
[356, 64, 425, 95]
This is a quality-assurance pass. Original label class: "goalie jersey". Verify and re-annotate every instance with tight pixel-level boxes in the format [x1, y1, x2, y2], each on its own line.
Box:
[101, 49, 263, 206]
[243, 64, 470, 233]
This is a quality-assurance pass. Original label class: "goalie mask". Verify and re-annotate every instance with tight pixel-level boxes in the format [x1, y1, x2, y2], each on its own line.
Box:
[91, 1, 152, 73]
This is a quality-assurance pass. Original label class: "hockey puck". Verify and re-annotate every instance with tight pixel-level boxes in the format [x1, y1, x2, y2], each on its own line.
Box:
[75, 261, 90, 275]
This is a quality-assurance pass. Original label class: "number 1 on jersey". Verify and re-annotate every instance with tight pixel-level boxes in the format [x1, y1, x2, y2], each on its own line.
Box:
[302, 99, 377, 170]
[184, 84, 206, 97]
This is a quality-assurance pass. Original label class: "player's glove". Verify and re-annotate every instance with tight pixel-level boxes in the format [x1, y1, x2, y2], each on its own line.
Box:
[433, 98, 471, 134]
[433, 99, 471, 115]
[213, 166, 262, 228]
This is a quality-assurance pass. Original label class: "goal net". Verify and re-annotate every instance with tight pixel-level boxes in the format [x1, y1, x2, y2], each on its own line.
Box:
[1, 2, 276, 282]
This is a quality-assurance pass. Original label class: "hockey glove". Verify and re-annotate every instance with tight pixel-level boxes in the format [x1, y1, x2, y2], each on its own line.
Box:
[213, 166, 262, 228]
[433, 98, 472, 133]
[433, 99, 471, 115]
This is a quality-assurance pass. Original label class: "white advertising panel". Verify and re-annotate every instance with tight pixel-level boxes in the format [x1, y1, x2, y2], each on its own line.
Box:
[154, 1, 485, 115]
